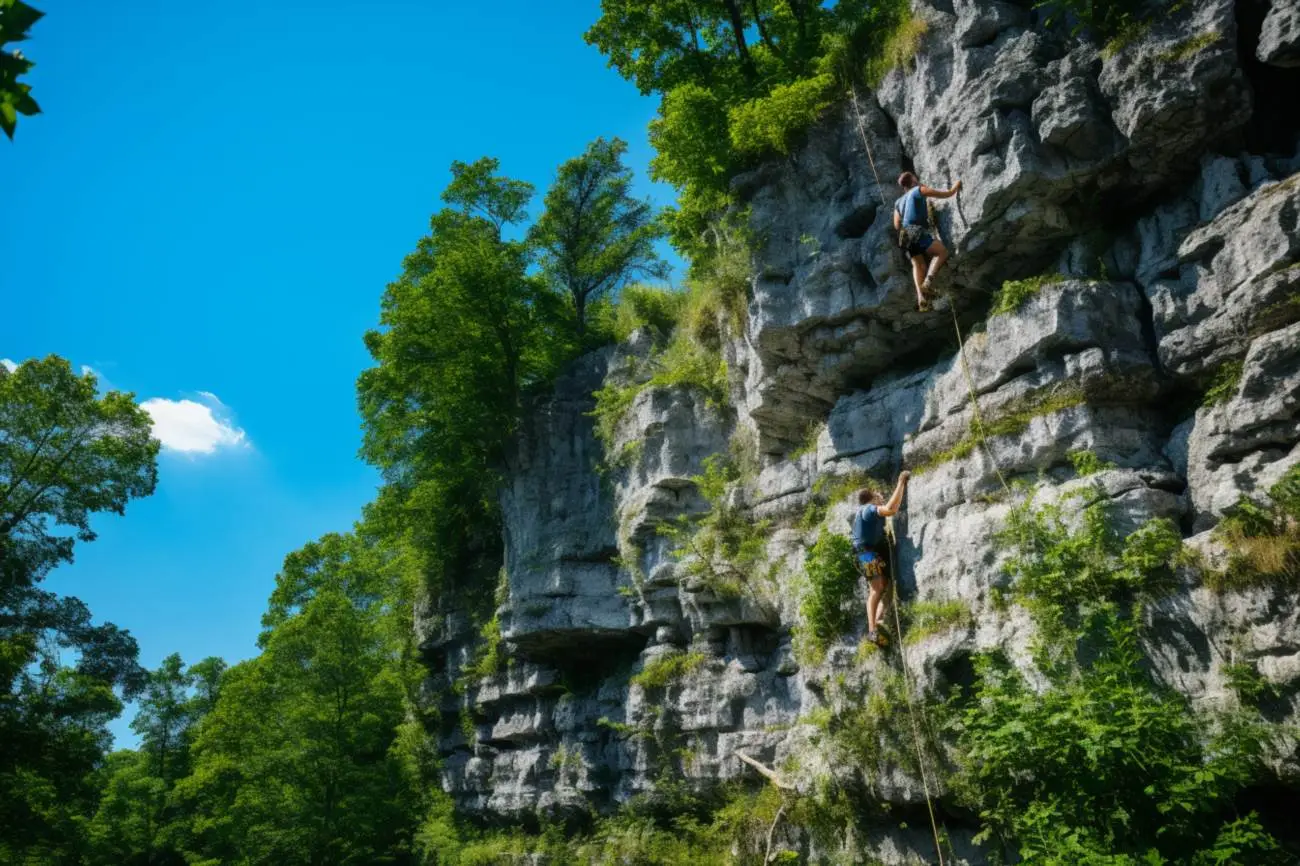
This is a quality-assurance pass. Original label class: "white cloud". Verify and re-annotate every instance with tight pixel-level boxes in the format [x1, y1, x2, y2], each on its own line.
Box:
[140, 393, 248, 455]
[1, 359, 15, 372]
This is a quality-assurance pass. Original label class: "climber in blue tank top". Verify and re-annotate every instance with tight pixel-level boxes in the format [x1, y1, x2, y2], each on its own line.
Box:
[850, 471, 910, 646]
[893, 171, 962, 313]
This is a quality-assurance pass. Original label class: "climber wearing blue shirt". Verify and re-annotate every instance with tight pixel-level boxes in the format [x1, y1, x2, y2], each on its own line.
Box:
[893, 172, 962, 312]
[851, 471, 910, 646]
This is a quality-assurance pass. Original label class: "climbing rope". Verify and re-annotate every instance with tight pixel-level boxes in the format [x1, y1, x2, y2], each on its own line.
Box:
[847, 81, 1026, 866]
[884, 516, 947, 866]
[945, 298, 1014, 497]
[849, 83, 891, 210]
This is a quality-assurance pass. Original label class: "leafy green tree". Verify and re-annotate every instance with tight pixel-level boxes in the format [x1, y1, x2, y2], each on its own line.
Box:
[358, 159, 565, 603]
[0, 0, 42, 139]
[0, 357, 158, 863]
[85, 654, 225, 866]
[175, 532, 421, 866]
[531, 137, 667, 339]
[587, 1, 914, 259]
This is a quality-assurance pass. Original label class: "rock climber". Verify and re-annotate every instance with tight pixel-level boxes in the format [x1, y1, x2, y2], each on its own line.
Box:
[851, 470, 910, 646]
[894, 172, 962, 312]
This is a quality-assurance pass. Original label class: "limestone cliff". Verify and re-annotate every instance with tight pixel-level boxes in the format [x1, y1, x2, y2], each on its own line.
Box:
[418, 1, 1300, 861]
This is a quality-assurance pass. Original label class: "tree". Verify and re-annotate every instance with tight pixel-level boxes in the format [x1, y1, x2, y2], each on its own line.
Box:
[358, 159, 566, 602]
[85, 654, 225, 866]
[531, 137, 667, 339]
[175, 533, 420, 866]
[0, 357, 158, 863]
[0, 0, 42, 139]
[1, 356, 159, 584]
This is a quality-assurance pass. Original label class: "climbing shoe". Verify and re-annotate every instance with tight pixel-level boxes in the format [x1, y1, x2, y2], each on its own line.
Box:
[917, 299, 933, 313]
[868, 629, 890, 647]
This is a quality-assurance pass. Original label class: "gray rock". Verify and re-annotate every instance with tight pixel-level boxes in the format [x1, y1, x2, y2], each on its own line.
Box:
[1147, 173, 1300, 380]
[1259, 0, 1300, 67]
[428, 2, 1300, 850]
[1185, 320, 1300, 528]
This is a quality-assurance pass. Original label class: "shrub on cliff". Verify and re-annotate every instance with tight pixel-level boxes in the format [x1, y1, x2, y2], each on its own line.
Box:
[948, 494, 1286, 864]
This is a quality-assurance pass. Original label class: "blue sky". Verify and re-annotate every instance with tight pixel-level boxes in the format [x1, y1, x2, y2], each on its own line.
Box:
[0, 1, 674, 747]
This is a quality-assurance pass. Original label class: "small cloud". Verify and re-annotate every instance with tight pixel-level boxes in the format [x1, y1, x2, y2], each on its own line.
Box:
[1, 359, 15, 373]
[140, 393, 248, 455]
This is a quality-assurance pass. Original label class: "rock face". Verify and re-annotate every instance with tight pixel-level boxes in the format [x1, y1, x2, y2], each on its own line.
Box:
[420, 2, 1300, 862]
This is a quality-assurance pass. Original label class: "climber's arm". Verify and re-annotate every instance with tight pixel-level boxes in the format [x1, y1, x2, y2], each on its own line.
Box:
[893, 209, 901, 231]
[876, 471, 911, 517]
[920, 180, 962, 199]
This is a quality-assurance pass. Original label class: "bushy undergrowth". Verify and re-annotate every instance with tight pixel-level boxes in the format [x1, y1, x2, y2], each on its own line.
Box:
[995, 493, 1181, 642]
[990, 272, 1067, 316]
[632, 651, 708, 690]
[864, 11, 928, 86]
[800, 531, 861, 654]
[1067, 448, 1116, 477]
[664, 455, 771, 599]
[1208, 465, 1300, 591]
[1203, 360, 1244, 407]
[903, 598, 971, 644]
[729, 74, 838, 158]
[593, 283, 687, 343]
[949, 492, 1286, 864]
[589, 240, 746, 461]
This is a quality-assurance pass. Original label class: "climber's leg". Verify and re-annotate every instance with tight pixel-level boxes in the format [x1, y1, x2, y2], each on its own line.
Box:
[924, 238, 949, 290]
[866, 575, 886, 638]
[911, 255, 928, 308]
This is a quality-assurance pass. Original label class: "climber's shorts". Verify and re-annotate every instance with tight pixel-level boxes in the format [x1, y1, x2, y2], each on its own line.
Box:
[856, 548, 890, 584]
[906, 232, 934, 257]
[900, 225, 933, 257]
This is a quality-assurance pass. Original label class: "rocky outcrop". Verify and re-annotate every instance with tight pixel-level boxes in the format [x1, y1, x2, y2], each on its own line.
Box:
[420, 1, 1300, 861]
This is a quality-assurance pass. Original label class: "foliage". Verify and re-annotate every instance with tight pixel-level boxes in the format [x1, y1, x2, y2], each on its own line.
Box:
[589, 0, 931, 262]
[1035, 0, 1165, 46]
[531, 137, 668, 338]
[1067, 449, 1116, 477]
[789, 421, 824, 461]
[863, 9, 928, 87]
[358, 159, 558, 607]
[85, 654, 226, 865]
[664, 454, 770, 598]
[728, 73, 836, 157]
[800, 531, 860, 652]
[590, 331, 728, 456]
[462, 615, 506, 682]
[951, 496, 1283, 863]
[916, 385, 1088, 473]
[1157, 30, 1219, 63]
[1207, 465, 1300, 591]
[0, 356, 159, 582]
[950, 628, 1276, 863]
[0, 356, 158, 863]
[903, 598, 971, 644]
[0, 0, 42, 139]
[172, 530, 422, 866]
[597, 283, 687, 343]
[996, 493, 1181, 642]
[1223, 660, 1278, 708]
[631, 651, 707, 690]
[799, 468, 876, 530]
[990, 272, 1067, 317]
[1203, 360, 1244, 406]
